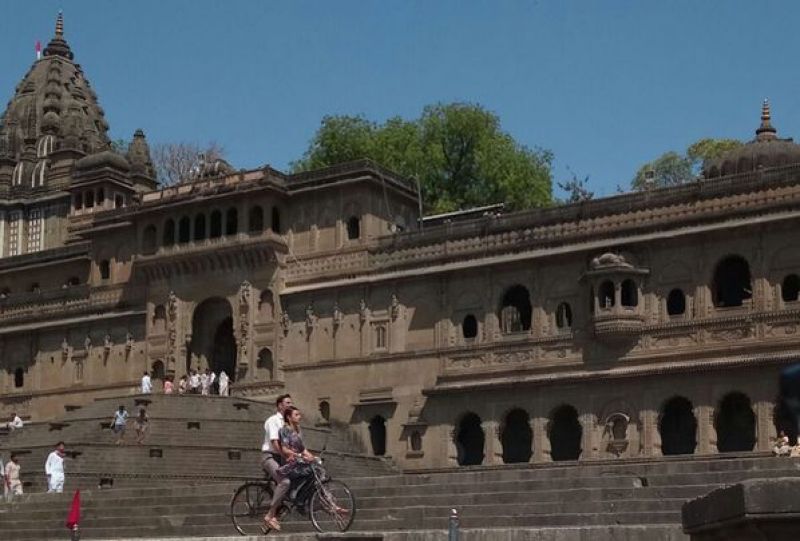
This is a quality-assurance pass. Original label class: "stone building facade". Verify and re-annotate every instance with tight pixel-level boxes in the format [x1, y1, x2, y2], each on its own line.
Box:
[1, 15, 800, 469]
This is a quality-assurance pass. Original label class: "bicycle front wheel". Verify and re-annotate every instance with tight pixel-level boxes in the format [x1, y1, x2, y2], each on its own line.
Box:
[309, 480, 356, 533]
[230, 482, 272, 536]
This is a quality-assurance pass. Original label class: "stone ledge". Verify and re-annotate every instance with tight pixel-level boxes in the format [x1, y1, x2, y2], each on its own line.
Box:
[682, 476, 800, 539]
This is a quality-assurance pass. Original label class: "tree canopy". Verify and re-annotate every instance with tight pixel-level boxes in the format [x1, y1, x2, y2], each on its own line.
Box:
[631, 138, 742, 190]
[291, 103, 553, 213]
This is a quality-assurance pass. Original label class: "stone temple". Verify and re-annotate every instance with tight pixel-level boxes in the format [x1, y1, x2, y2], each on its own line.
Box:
[2, 14, 800, 540]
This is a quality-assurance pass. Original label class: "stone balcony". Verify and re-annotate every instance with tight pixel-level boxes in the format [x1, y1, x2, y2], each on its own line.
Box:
[591, 310, 646, 340]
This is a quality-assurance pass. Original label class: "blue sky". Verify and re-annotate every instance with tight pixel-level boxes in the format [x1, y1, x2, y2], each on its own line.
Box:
[2, 1, 799, 198]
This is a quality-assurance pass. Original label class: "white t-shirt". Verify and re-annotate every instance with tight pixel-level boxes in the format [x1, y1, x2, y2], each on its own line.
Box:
[141, 375, 152, 394]
[45, 451, 64, 477]
[189, 374, 200, 389]
[262, 411, 284, 452]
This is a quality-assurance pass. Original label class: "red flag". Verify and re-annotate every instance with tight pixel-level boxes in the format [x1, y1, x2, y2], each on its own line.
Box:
[65, 489, 81, 530]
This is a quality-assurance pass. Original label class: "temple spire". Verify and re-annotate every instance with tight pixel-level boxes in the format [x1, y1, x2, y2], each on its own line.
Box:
[755, 98, 777, 141]
[43, 11, 73, 60]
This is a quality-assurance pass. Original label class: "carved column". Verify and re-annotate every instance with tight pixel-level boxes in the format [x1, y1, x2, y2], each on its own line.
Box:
[485, 419, 500, 465]
[755, 399, 774, 452]
[237, 281, 253, 377]
[166, 291, 180, 374]
[580, 413, 597, 460]
[532, 415, 548, 463]
[642, 407, 659, 457]
[696, 404, 716, 454]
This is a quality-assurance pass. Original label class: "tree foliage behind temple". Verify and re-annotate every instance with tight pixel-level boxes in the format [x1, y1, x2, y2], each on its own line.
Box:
[292, 103, 553, 213]
[632, 138, 742, 190]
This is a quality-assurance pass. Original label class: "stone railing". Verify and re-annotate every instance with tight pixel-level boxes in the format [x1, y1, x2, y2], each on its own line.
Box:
[0, 284, 141, 325]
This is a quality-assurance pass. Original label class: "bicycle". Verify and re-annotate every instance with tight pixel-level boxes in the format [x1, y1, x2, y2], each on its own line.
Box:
[230, 456, 356, 535]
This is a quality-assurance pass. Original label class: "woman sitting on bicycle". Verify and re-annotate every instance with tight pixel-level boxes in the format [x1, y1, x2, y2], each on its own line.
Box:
[264, 406, 316, 531]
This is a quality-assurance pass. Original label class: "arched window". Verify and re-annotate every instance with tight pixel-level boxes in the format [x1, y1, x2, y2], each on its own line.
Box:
[85, 190, 94, 208]
[74, 193, 83, 211]
[782, 274, 800, 303]
[99, 260, 111, 280]
[620, 279, 638, 307]
[210, 210, 222, 238]
[194, 214, 206, 241]
[500, 285, 532, 334]
[713, 255, 752, 307]
[225, 207, 238, 235]
[346, 216, 360, 240]
[142, 225, 157, 254]
[153, 305, 167, 333]
[369, 415, 387, 456]
[248, 206, 264, 233]
[14, 367, 24, 388]
[257, 348, 274, 380]
[462, 314, 478, 340]
[178, 216, 191, 244]
[714, 392, 756, 452]
[659, 396, 697, 455]
[151, 360, 165, 380]
[548, 404, 582, 461]
[163, 219, 175, 246]
[410, 430, 422, 452]
[501, 408, 532, 464]
[556, 302, 572, 330]
[271, 207, 281, 234]
[455, 412, 484, 466]
[667, 289, 686, 316]
[259, 290, 274, 321]
[319, 400, 331, 422]
[599, 281, 615, 308]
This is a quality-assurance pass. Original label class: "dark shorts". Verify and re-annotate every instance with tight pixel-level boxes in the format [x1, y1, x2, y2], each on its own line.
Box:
[113, 423, 125, 433]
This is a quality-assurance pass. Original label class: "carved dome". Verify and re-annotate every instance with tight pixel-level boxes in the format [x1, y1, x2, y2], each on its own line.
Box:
[0, 13, 110, 161]
[704, 100, 800, 179]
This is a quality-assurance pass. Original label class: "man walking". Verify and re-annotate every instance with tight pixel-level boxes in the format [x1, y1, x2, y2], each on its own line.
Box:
[189, 369, 201, 394]
[45, 441, 66, 493]
[200, 369, 210, 396]
[140, 371, 152, 394]
[5, 453, 22, 501]
[110, 405, 128, 445]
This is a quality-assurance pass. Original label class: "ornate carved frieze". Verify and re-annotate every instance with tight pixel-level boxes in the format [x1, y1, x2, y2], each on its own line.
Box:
[238, 281, 252, 362]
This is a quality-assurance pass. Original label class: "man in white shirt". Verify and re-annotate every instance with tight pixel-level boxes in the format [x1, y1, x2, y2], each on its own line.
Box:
[261, 394, 293, 522]
[208, 370, 217, 394]
[45, 441, 66, 493]
[140, 371, 152, 394]
[8, 412, 23, 430]
[200, 370, 210, 396]
[189, 369, 201, 394]
[5, 453, 22, 501]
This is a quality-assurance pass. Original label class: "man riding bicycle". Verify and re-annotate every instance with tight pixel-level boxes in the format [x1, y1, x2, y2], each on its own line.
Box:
[261, 394, 293, 531]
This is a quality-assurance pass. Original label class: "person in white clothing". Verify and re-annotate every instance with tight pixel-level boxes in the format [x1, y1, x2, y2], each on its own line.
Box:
[218, 371, 229, 396]
[208, 370, 217, 394]
[8, 412, 23, 430]
[140, 371, 153, 394]
[200, 370, 210, 396]
[189, 369, 201, 394]
[261, 394, 293, 531]
[5, 453, 22, 501]
[45, 441, 66, 493]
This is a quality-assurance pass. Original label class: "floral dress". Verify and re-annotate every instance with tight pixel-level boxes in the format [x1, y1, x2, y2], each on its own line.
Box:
[277, 426, 310, 481]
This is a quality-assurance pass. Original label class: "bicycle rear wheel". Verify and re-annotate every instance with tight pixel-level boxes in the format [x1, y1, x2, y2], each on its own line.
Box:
[230, 482, 272, 536]
[309, 480, 356, 533]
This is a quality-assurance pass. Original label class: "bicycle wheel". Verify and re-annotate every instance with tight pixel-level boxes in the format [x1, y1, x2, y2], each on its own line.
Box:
[309, 480, 356, 533]
[230, 482, 272, 536]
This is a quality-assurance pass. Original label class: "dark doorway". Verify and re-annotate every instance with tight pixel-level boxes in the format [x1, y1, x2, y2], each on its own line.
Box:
[667, 289, 686, 316]
[499, 285, 532, 333]
[249, 206, 264, 233]
[782, 274, 800, 303]
[462, 314, 478, 340]
[151, 360, 165, 380]
[455, 412, 484, 466]
[713, 256, 752, 307]
[501, 408, 533, 464]
[191, 297, 237, 382]
[369, 415, 387, 456]
[659, 396, 697, 455]
[548, 404, 582, 461]
[715, 392, 756, 452]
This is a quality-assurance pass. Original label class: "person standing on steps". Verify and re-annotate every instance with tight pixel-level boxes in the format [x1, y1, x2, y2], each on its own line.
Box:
[261, 394, 293, 531]
[218, 370, 229, 396]
[110, 405, 129, 445]
[134, 407, 150, 444]
[209, 369, 217, 394]
[140, 371, 152, 394]
[178, 374, 188, 395]
[200, 369, 211, 396]
[189, 369, 201, 394]
[163, 375, 174, 394]
[45, 441, 66, 493]
[5, 453, 22, 501]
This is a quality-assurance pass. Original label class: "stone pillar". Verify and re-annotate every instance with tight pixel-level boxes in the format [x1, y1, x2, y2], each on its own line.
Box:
[580, 413, 597, 460]
[641, 407, 659, 457]
[532, 416, 547, 463]
[755, 399, 774, 452]
[696, 404, 716, 454]
[485, 420, 501, 465]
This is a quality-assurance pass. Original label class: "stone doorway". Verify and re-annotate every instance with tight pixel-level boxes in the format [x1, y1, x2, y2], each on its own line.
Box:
[715, 392, 756, 452]
[548, 404, 582, 461]
[191, 297, 237, 382]
[455, 412, 484, 466]
[500, 408, 532, 463]
[659, 396, 697, 455]
[368, 415, 387, 456]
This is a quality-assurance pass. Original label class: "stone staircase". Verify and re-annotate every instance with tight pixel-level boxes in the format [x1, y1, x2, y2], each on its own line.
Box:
[2, 452, 800, 540]
[0, 393, 390, 493]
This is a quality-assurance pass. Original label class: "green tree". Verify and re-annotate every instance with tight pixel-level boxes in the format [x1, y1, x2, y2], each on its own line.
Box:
[631, 138, 742, 190]
[292, 103, 553, 213]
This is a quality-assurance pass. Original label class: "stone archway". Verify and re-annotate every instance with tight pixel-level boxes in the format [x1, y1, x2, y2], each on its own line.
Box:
[191, 297, 237, 382]
[715, 392, 756, 452]
[500, 408, 532, 464]
[548, 404, 582, 461]
[455, 412, 484, 466]
[659, 396, 697, 455]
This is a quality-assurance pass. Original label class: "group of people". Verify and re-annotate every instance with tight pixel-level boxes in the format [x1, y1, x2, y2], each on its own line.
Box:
[772, 430, 800, 456]
[110, 405, 150, 445]
[140, 369, 230, 396]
